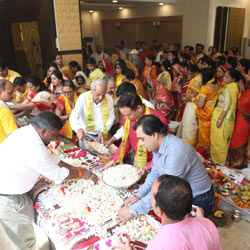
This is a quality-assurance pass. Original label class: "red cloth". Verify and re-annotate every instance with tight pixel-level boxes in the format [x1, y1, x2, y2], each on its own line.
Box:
[149, 79, 175, 117]
[102, 59, 114, 75]
[26, 92, 37, 102]
[177, 76, 189, 121]
[112, 108, 169, 167]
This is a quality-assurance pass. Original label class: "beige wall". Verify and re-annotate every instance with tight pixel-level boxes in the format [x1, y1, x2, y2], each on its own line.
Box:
[81, 0, 210, 50]
[81, 0, 250, 52]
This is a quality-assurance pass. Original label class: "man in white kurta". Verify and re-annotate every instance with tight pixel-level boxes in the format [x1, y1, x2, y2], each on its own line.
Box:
[70, 78, 115, 146]
[0, 111, 98, 250]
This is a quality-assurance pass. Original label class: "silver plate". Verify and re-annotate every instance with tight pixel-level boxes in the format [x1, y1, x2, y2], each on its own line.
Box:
[101, 164, 141, 189]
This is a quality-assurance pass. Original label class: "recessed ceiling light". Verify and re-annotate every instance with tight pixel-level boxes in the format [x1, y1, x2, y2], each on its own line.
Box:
[159, 2, 164, 5]
[119, 7, 123, 10]
[89, 10, 93, 13]
[112, 0, 118, 3]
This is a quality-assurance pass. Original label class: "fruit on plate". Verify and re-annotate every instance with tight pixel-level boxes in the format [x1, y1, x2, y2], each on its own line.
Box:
[223, 182, 234, 189]
[240, 191, 250, 201]
[213, 210, 225, 218]
[232, 188, 241, 195]
[220, 190, 230, 196]
[240, 185, 250, 191]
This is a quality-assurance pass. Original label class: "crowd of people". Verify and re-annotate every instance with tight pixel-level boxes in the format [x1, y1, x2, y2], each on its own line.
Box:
[0, 39, 249, 249]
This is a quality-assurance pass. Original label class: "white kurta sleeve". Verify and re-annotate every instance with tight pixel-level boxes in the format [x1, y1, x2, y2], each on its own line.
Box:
[69, 93, 87, 132]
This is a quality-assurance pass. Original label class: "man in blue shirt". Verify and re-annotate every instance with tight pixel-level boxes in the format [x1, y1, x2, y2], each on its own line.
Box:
[117, 115, 214, 224]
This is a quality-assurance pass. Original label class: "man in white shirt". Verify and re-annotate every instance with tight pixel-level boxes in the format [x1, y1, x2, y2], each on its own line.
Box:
[91, 45, 111, 64]
[70, 78, 115, 147]
[0, 111, 98, 250]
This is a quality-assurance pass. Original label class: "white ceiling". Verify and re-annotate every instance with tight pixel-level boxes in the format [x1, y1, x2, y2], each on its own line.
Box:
[80, 0, 176, 10]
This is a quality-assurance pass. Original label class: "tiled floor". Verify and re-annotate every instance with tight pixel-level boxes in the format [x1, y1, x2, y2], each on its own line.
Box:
[219, 220, 250, 249]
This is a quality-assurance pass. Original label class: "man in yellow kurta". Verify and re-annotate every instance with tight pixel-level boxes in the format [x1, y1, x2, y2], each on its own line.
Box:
[0, 79, 18, 144]
[0, 57, 21, 83]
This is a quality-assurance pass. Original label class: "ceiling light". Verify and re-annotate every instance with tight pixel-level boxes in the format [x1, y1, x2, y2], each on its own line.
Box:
[112, 0, 118, 3]
[159, 2, 164, 5]
[89, 10, 93, 13]
[119, 7, 123, 10]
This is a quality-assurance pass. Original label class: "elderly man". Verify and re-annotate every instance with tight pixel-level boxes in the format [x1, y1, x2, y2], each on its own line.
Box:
[114, 175, 222, 250]
[0, 111, 98, 250]
[0, 79, 18, 144]
[129, 49, 143, 79]
[0, 57, 21, 83]
[117, 115, 213, 224]
[103, 93, 167, 170]
[70, 78, 115, 146]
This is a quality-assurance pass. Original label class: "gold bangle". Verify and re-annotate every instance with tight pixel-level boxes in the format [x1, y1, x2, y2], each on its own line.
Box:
[192, 97, 196, 102]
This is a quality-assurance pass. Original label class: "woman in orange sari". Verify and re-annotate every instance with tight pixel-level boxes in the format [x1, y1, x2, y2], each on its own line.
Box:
[194, 68, 220, 155]
[227, 70, 250, 168]
[54, 80, 78, 141]
[141, 54, 158, 89]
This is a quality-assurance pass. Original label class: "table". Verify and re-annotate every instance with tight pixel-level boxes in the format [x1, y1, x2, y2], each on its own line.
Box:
[32, 138, 159, 250]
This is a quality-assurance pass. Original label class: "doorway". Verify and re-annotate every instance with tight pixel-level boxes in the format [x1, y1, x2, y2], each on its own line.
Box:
[10, 21, 44, 79]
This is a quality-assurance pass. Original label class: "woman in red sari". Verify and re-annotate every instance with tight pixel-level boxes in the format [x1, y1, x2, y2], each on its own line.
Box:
[147, 79, 175, 118]
[175, 61, 190, 121]
[98, 59, 114, 75]
[54, 80, 78, 141]
[10, 76, 56, 115]
[227, 70, 250, 168]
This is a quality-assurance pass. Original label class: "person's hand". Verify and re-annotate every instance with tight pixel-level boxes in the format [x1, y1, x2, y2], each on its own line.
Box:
[104, 136, 116, 147]
[138, 167, 147, 176]
[77, 129, 85, 140]
[111, 236, 132, 250]
[82, 169, 99, 184]
[216, 119, 223, 128]
[122, 196, 140, 207]
[193, 205, 204, 217]
[98, 132, 104, 144]
[117, 206, 133, 224]
[101, 160, 116, 172]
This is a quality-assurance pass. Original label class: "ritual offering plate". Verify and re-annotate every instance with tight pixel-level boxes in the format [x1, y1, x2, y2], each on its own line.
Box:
[223, 182, 234, 190]
[85, 140, 111, 156]
[219, 188, 231, 196]
[213, 210, 225, 218]
[240, 191, 250, 201]
[102, 164, 141, 189]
